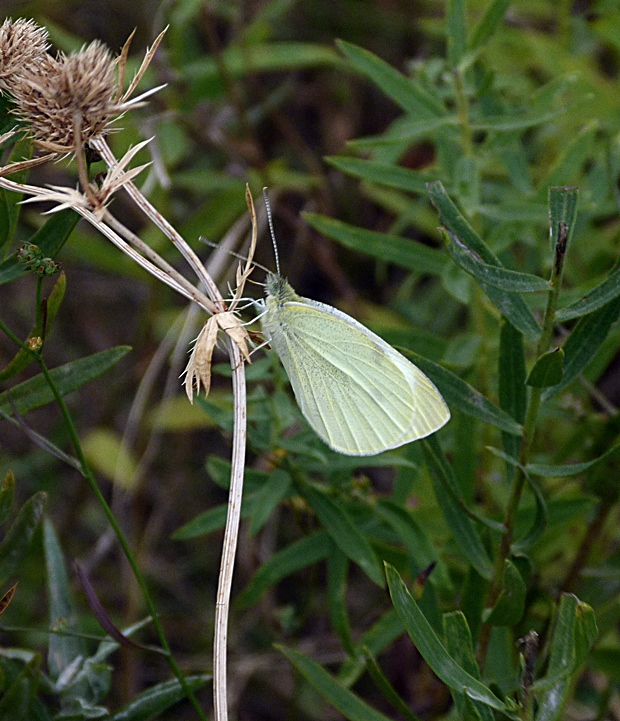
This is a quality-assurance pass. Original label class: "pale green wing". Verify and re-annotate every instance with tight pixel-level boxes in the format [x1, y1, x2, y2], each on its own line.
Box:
[262, 298, 449, 456]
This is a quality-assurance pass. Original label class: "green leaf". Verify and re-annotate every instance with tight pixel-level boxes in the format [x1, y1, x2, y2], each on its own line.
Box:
[403, 350, 522, 435]
[336, 40, 444, 118]
[236, 532, 332, 608]
[301, 484, 385, 587]
[172, 496, 255, 539]
[535, 595, 597, 721]
[0, 209, 79, 285]
[385, 564, 514, 715]
[444, 228, 551, 293]
[538, 127, 596, 198]
[557, 263, 620, 321]
[327, 542, 354, 655]
[469, 107, 571, 131]
[362, 647, 422, 721]
[338, 609, 405, 687]
[526, 438, 620, 477]
[0, 272, 67, 383]
[375, 500, 453, 598]
[278, 644, 396, 721]
[447, 0, 467, 67]
[483, 560, 526, 626]
[548, 186, 579, 251]
[0, 492, 46, 588]
[0, 136, 32, 253]
[304, 213, 447, 275]
[422, 436, 493, 579]
[106, 675, 210, 721]
[0, 657, 38, 721]
[43, 519, 86, 682]
[542, 297, 620, 400]
[498, 319, 526, 474]
[0, 472, 14, 526]
[0, 346, 131, 417]
[249, 470, 292, 535]
[443, 612, 494, 721]
[514, 473, 548, 551]
[526, 348, 564, 387]
[469, 0, 511, 51]
[428, 181, 541, 339]
[326, 156, 439, 194]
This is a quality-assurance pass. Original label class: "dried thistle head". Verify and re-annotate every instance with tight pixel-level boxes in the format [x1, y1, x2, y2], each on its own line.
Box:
[12, 40, 117, 153]
[0, 18, 49, 91]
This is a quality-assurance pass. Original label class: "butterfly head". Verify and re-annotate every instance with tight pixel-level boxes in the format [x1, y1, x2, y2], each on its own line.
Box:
[265, 272, 297, 305]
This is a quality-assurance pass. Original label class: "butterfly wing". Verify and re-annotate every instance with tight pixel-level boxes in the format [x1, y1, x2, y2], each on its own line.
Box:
[262, 298, 449, 455]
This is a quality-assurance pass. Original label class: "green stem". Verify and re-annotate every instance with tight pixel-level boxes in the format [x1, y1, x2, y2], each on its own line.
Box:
[476, 224, 569, 670]
[0, 318, 207, 720]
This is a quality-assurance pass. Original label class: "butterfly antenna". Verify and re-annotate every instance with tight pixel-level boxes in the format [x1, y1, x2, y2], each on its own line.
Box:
[198, 236, 271, 274]
[263, 188, 280, 276]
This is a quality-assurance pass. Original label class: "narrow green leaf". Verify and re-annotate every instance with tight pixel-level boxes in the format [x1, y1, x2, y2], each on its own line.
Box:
[0, 492, 46, 588]
[483, 560, 526, 626]
[514, 473, 548, 551]
[327, 542, 354, 655]
[0, 209, 79, 285]
[0, 346, 131, 417]
[302, 484, 385, 587]
[498, 319, 526, 474]
[469, 106, 571, 131]
[443, 612, 494, 721]
[445, 228, 551, 293]
[236, 532, 332, 608]
[447, 0, 467, 67]
[106, 675, 210, 721]
[526, 438, 620, 477]
[422, 436, 493, 579]
[538, 126, 596, 198]
[557, 263, 620, 321]
[403, 350, 522, 435]
[0, 658, 36, 721]
[535, 595, 582, 721]
[385, 564, 514, 715]
[249, 470, 291, 535]
[337, 40, 445, 118]
[376, 500, 453, 598]
[428, 181, 541, 339]
[362, 647, 422, 721]
[0, 137, 32, 255]
[305, 213, 447, 275]
[0, 273, 67, 383]
[469, 0, 511, 51]
[526, 348, 564, 387]
[338, 609, 405, 687]
[43, 519, 86, 682]
[548, 186, 579, 251]
[278, 645, 396, 721]
[542, 297, 620, 400]
[0, 472, 14, 526]
[172, 496, 255, 539]
[326, 156, 438, 194]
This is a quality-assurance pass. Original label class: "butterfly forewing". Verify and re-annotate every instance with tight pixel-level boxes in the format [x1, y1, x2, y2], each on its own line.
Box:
[263, 291, 448, 455]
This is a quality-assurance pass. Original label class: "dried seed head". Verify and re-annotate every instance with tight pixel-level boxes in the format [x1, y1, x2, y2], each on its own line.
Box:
[12, 40, 117, 153]
[0, 18, 49, 90]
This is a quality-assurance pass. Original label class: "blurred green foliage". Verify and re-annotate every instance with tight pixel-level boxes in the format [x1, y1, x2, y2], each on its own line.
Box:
[2, 0, 620, 719]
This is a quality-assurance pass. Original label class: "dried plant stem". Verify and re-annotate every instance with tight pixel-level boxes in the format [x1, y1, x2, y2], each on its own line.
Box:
[214, 341, 247, 721]
[91, 137, 222, 308]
